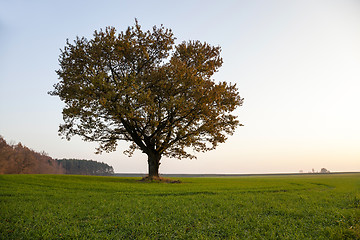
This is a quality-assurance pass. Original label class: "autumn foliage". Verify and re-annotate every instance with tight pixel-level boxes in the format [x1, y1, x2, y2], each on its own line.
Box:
[50, 20, 243, 178]
[0, 136, 64, 174]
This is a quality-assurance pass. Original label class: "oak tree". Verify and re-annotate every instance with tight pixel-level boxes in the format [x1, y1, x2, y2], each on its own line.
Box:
[50, 21, 243, 179]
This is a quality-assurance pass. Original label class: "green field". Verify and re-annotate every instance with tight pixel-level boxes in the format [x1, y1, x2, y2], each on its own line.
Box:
[1, 174, 359, 239]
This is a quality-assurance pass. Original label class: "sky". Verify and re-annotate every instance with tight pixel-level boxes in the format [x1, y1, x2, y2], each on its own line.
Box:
[0, 0, 359, 174]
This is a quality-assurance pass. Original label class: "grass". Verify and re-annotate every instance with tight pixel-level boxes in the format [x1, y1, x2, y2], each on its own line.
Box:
[0, 174, 359, 239]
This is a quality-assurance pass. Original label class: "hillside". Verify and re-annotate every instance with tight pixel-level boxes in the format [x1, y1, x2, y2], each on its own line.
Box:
[0, 136, 64, 174]
[0, 136, 114, 175]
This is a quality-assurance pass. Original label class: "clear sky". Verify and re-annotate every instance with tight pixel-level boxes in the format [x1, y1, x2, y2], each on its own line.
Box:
[0, 0, 359, 174]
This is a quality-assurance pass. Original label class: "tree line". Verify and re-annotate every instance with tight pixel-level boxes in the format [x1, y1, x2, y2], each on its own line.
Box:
[0, 136, 114, 175]
[56, 159, 114, 175]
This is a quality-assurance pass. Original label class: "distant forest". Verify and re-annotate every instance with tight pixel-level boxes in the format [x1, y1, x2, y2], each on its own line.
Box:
[0, 136, 114, 175]
[56, 159, 114, 175]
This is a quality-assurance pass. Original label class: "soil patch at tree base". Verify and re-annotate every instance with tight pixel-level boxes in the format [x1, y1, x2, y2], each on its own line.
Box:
[139, 176, 181, 183]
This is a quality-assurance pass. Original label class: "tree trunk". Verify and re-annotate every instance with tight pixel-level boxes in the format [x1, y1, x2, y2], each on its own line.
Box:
[147, 152, 161, 179]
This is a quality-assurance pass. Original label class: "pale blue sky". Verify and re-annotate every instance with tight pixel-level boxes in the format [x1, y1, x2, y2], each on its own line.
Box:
[1, 0, 359, 174]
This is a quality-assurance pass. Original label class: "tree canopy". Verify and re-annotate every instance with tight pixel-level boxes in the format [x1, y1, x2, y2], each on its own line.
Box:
[50, 20, 243, 178]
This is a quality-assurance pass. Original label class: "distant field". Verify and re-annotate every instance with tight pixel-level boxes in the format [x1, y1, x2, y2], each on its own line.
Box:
[1, 174, 359, 239]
